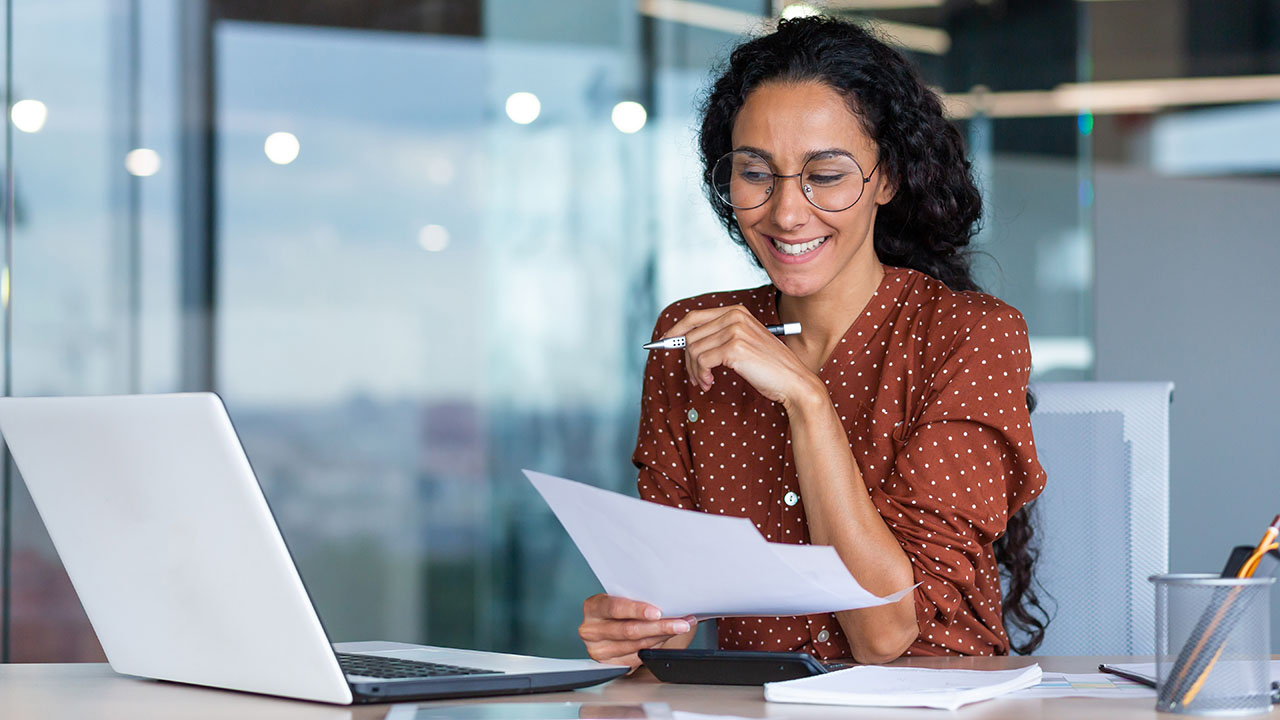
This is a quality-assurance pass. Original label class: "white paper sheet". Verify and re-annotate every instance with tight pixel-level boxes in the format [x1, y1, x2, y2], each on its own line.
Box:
[525, 470, 914, 618]
[1007, 672, 1156, 699]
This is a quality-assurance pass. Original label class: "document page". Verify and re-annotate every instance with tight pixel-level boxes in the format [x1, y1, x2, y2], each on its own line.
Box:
[525, 470, 914, 618]
[1009, 672, 1155, 699]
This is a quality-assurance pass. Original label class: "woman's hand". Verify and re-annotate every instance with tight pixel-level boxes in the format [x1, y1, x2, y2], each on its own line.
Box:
[661, 305, 821, 410]
[579, 594, 697, 667]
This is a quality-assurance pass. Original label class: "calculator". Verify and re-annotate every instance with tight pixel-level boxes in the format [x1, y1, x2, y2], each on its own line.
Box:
[638, 648, 849, 686]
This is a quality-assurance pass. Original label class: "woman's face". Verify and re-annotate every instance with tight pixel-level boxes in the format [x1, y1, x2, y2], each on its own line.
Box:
[729, 80, 895, 299]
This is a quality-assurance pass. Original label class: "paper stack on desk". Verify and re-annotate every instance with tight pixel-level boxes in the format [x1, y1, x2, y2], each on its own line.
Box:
[524, 470, 914, 619]
[764, 664, 1043, 711]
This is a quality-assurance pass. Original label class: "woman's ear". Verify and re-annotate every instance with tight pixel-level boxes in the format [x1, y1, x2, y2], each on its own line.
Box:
[874, 171, 898, 206]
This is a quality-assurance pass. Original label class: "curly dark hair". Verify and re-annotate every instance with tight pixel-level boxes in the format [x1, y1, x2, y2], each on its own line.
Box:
[697, 15, 1049, 654]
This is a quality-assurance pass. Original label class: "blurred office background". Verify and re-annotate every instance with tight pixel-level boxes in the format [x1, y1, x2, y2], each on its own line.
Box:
[0, 0, 1276, 661]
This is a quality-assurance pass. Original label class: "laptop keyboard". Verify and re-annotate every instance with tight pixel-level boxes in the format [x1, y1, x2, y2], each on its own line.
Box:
[336, 652, 499, 680]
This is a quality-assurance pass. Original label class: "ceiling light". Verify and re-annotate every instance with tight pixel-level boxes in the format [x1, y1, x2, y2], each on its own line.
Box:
[11, 99, 47, 133]
[862, 18, 950, 55]
[124, 148, 161, 177]
[944, 74, 1280, 119]
[638, 0, 764, 35]
[781, 3, 821, 19]
[611, 101, 648, 134]
[264, 132, 300, 165]
[822, 0, 945, 8]
[417, 224, 450, 252]
[505, 92, 541, 125]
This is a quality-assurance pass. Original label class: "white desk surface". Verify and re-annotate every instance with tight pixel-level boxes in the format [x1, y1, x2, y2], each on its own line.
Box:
[2, 656, 1278, 719]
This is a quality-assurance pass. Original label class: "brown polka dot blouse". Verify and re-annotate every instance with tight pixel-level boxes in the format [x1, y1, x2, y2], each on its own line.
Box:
[632, 266, 1046, 659]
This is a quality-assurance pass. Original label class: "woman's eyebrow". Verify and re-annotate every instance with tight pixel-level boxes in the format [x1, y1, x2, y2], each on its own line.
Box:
[804, 148, 855, 160]
[731, 146, 855, 162]
[733, 145, 774, 160]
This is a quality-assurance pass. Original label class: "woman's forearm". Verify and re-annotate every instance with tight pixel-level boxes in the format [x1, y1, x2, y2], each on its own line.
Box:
[784, 378, 918, 663]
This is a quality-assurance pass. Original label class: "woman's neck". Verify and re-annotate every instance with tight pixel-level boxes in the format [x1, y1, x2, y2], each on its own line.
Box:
[777, 261, 885, 372]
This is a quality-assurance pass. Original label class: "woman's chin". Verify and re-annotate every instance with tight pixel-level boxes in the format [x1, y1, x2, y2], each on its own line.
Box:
[766, 272, 822, 298]
[751, 242, 832, 298]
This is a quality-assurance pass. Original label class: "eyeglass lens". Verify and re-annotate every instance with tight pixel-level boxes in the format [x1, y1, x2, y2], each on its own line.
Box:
[712, 150, 868, 212]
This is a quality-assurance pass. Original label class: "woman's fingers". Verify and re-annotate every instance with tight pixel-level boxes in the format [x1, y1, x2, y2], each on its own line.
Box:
[660, 306, 734, 342]
[689, 336, 749, 389]
[658, 306, 775, 389]
[579, 616, 692, 642]
[661, 305, 757, 346]
[656, 306, 777, 390]
[583, 593, 661, 622]
[580, 621, 690, 665]
[685, 316, 783, 390]
[684, 328, 742, 390]
[579, 594, 696, 666]
[587, 635, 676, 666]
[582, 620, 694, 665]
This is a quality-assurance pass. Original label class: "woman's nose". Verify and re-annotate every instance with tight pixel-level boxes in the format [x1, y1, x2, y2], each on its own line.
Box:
[768, 174, 813, 231]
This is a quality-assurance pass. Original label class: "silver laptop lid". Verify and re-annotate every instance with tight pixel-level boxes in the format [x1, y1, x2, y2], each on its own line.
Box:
[0, 393, 353, 704]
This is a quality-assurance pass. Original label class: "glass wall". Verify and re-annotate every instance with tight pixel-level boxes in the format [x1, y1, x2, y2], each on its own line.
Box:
[2, 0, 1276, 661]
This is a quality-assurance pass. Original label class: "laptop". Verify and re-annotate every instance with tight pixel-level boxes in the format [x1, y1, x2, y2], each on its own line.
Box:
[0, 392, 627, 704]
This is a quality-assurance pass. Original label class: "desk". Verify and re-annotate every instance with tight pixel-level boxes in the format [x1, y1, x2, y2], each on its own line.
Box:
[2, 657, 1278, 719]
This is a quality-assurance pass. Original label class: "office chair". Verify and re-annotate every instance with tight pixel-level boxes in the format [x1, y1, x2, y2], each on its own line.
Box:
[1010, 381, 1174, 656]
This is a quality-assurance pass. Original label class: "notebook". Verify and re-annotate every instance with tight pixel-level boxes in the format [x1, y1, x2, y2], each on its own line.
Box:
[763, 664, 1043, 711]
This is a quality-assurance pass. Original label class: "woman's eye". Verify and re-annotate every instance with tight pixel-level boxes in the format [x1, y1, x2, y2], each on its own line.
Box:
[739, 171, 773, 183]
[806, 173, 846, 186]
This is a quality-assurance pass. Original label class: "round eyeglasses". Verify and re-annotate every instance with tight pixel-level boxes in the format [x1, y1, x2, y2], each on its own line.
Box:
[712, 149, 880, 213]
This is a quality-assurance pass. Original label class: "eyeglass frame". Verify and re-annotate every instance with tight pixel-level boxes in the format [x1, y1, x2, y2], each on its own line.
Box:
[712, 148, 882, 213]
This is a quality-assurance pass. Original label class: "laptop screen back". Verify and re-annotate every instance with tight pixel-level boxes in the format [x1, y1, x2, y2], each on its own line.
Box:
[0, 393, 353, 703]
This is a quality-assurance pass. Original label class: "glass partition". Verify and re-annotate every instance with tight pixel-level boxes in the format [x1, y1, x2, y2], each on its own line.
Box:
[3, 0, 185, 662]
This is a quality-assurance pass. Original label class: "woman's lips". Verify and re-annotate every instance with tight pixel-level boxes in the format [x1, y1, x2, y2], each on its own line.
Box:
[765, 234, 829, 264]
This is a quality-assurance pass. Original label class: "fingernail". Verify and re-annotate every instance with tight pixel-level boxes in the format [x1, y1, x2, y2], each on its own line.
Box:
[644, 607, 660, 620]
[674, 621, 691, 633]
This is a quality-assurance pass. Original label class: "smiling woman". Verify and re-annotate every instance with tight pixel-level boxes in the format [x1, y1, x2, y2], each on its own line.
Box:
[578, 16, 1049, 668]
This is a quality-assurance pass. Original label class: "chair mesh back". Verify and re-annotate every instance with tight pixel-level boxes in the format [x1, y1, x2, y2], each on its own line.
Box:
[1012, 382, 1172, 655]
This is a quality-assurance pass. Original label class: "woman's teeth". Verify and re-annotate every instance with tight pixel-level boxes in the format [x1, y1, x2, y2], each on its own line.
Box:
[772, 236, 827, 255]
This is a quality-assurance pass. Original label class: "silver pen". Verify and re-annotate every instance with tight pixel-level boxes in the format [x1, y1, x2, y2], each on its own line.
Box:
[642, 322, 801, 350]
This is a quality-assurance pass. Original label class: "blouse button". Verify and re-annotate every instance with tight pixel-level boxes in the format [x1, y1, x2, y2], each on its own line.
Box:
[816, 629, 830, 643]
[783, 491, 799, 507]
[687, 408, 699, 423]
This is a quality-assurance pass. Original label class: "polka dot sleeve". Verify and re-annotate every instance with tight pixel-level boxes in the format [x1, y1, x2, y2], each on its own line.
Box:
[632, 306, 697, 510]
[869, 307, 1043, 630]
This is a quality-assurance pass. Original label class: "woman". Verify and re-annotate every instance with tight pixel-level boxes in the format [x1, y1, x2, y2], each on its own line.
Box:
[580, 16, 1047, 666]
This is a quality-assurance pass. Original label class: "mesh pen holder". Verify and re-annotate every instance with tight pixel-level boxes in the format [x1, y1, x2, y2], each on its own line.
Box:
[1152, 573, 1275, 716]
